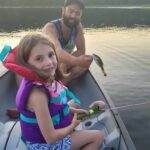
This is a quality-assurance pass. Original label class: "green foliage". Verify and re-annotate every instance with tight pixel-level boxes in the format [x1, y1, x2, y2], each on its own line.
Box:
[0, 0, 150, 7]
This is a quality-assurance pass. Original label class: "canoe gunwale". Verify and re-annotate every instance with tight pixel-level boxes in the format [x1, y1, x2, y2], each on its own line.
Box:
[89, 71, 136, 150]
[0, 69, 8, 78]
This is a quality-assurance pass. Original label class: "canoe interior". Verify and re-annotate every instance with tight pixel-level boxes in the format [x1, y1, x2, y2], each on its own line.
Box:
[0, 71, 136, 150]
[0, 71, 18, 123]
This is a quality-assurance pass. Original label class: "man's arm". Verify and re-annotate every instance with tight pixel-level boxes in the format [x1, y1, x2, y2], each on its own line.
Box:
[42, 23, 74, 64]
[42, 22, 91, 68]
[71, 23, 85, 57]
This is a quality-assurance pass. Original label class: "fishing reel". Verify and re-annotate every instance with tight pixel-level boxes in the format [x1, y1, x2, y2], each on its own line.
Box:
[77, 101, 106, 120]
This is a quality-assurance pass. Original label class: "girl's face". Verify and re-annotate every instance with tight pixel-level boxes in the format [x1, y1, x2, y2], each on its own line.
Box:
[28, 43, 57, 77]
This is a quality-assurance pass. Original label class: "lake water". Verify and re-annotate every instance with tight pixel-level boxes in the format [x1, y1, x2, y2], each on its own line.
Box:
[0, 27, 150, 150]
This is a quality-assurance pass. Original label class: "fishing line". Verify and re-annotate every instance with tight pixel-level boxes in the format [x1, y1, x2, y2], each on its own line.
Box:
[106, 101, 150, 112]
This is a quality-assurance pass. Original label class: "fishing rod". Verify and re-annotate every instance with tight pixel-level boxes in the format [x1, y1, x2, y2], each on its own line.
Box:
[92, 53, 107, 76]
[77, 100, 150, 120]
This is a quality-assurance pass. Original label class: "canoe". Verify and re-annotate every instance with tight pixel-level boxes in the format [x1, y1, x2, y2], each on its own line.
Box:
[0, 70, 136, 150]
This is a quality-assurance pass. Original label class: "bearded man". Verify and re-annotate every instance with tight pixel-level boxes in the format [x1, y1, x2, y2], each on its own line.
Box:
[42, 0, 93, 84]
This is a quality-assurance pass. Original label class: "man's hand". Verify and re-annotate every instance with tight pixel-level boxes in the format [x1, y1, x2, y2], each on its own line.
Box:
[76, 55, 93, 68]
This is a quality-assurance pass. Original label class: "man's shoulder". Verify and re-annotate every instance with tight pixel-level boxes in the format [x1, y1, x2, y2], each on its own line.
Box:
[43, 21, 58, 33]
[50, 18, 61, 24]
[75, 23, 84, 35]
[44, 22, 55, 29]
[46, 19, 62, 30]
[77, 23, 83, 30]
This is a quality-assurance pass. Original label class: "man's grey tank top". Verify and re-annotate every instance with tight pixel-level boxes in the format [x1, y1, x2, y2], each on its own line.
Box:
[51, 19, 77, 53]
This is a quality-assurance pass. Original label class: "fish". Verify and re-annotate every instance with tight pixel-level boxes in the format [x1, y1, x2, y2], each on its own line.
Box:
[92, 53, 107, 76]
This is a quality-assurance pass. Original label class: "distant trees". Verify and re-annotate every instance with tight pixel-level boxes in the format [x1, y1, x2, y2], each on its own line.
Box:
[0, 0, 150, 7]
[0, 0, 63, 7]
[84, 0, 150, 6]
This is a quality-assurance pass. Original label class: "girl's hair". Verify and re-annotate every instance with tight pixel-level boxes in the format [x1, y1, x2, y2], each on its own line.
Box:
[17, 32, 63, 82]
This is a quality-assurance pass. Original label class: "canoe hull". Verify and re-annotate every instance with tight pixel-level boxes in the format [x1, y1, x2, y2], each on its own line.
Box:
[0, 71, 136, 150]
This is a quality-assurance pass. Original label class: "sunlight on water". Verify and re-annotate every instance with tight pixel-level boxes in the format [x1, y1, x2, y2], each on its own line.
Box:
[0, 29, 41, 48]
[0, 29, 41, 74]
[0, 27, 150, 76]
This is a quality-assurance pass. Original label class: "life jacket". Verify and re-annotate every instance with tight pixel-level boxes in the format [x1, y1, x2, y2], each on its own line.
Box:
[51, 19, 77, 53]
[0, 45, 80, 104]
[16, 78, 78, 143]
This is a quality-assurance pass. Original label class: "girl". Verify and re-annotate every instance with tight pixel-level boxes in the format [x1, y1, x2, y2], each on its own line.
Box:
[15, 32, 104, 150]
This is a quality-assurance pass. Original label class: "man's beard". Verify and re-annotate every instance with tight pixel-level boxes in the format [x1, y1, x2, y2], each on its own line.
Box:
[63, 15, 80, 29]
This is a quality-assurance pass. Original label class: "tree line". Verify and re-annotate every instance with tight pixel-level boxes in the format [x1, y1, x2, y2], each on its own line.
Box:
[0, 0, 150, 7]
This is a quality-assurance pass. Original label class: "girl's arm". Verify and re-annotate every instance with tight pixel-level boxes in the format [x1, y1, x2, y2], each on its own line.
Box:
[27, 88, 80, 144]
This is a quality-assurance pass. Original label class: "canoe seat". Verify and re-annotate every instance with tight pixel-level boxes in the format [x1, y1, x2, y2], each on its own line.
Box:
[0, 121, 16, 150]
[76, 111, 120, 150]
[0, 122, 4, 132]
[5, 121, 27, 150]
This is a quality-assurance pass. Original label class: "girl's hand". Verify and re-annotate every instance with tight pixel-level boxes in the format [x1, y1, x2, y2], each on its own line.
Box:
[71, 113, 81, 128]
[73, 108, 89, 121]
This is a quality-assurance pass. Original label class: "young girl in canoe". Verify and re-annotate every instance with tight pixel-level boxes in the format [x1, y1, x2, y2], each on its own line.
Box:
[14, 32, 104, 149]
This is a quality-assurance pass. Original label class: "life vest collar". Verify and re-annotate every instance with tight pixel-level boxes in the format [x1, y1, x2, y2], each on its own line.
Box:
[0, 45, 44, 83]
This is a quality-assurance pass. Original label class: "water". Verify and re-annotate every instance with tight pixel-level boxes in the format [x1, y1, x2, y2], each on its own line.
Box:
[87, 28, 150, 150]
[0, 28, 150, 150]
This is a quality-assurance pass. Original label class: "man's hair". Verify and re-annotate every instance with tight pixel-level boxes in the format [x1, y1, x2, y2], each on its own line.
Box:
[64, 0, 85, 10]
